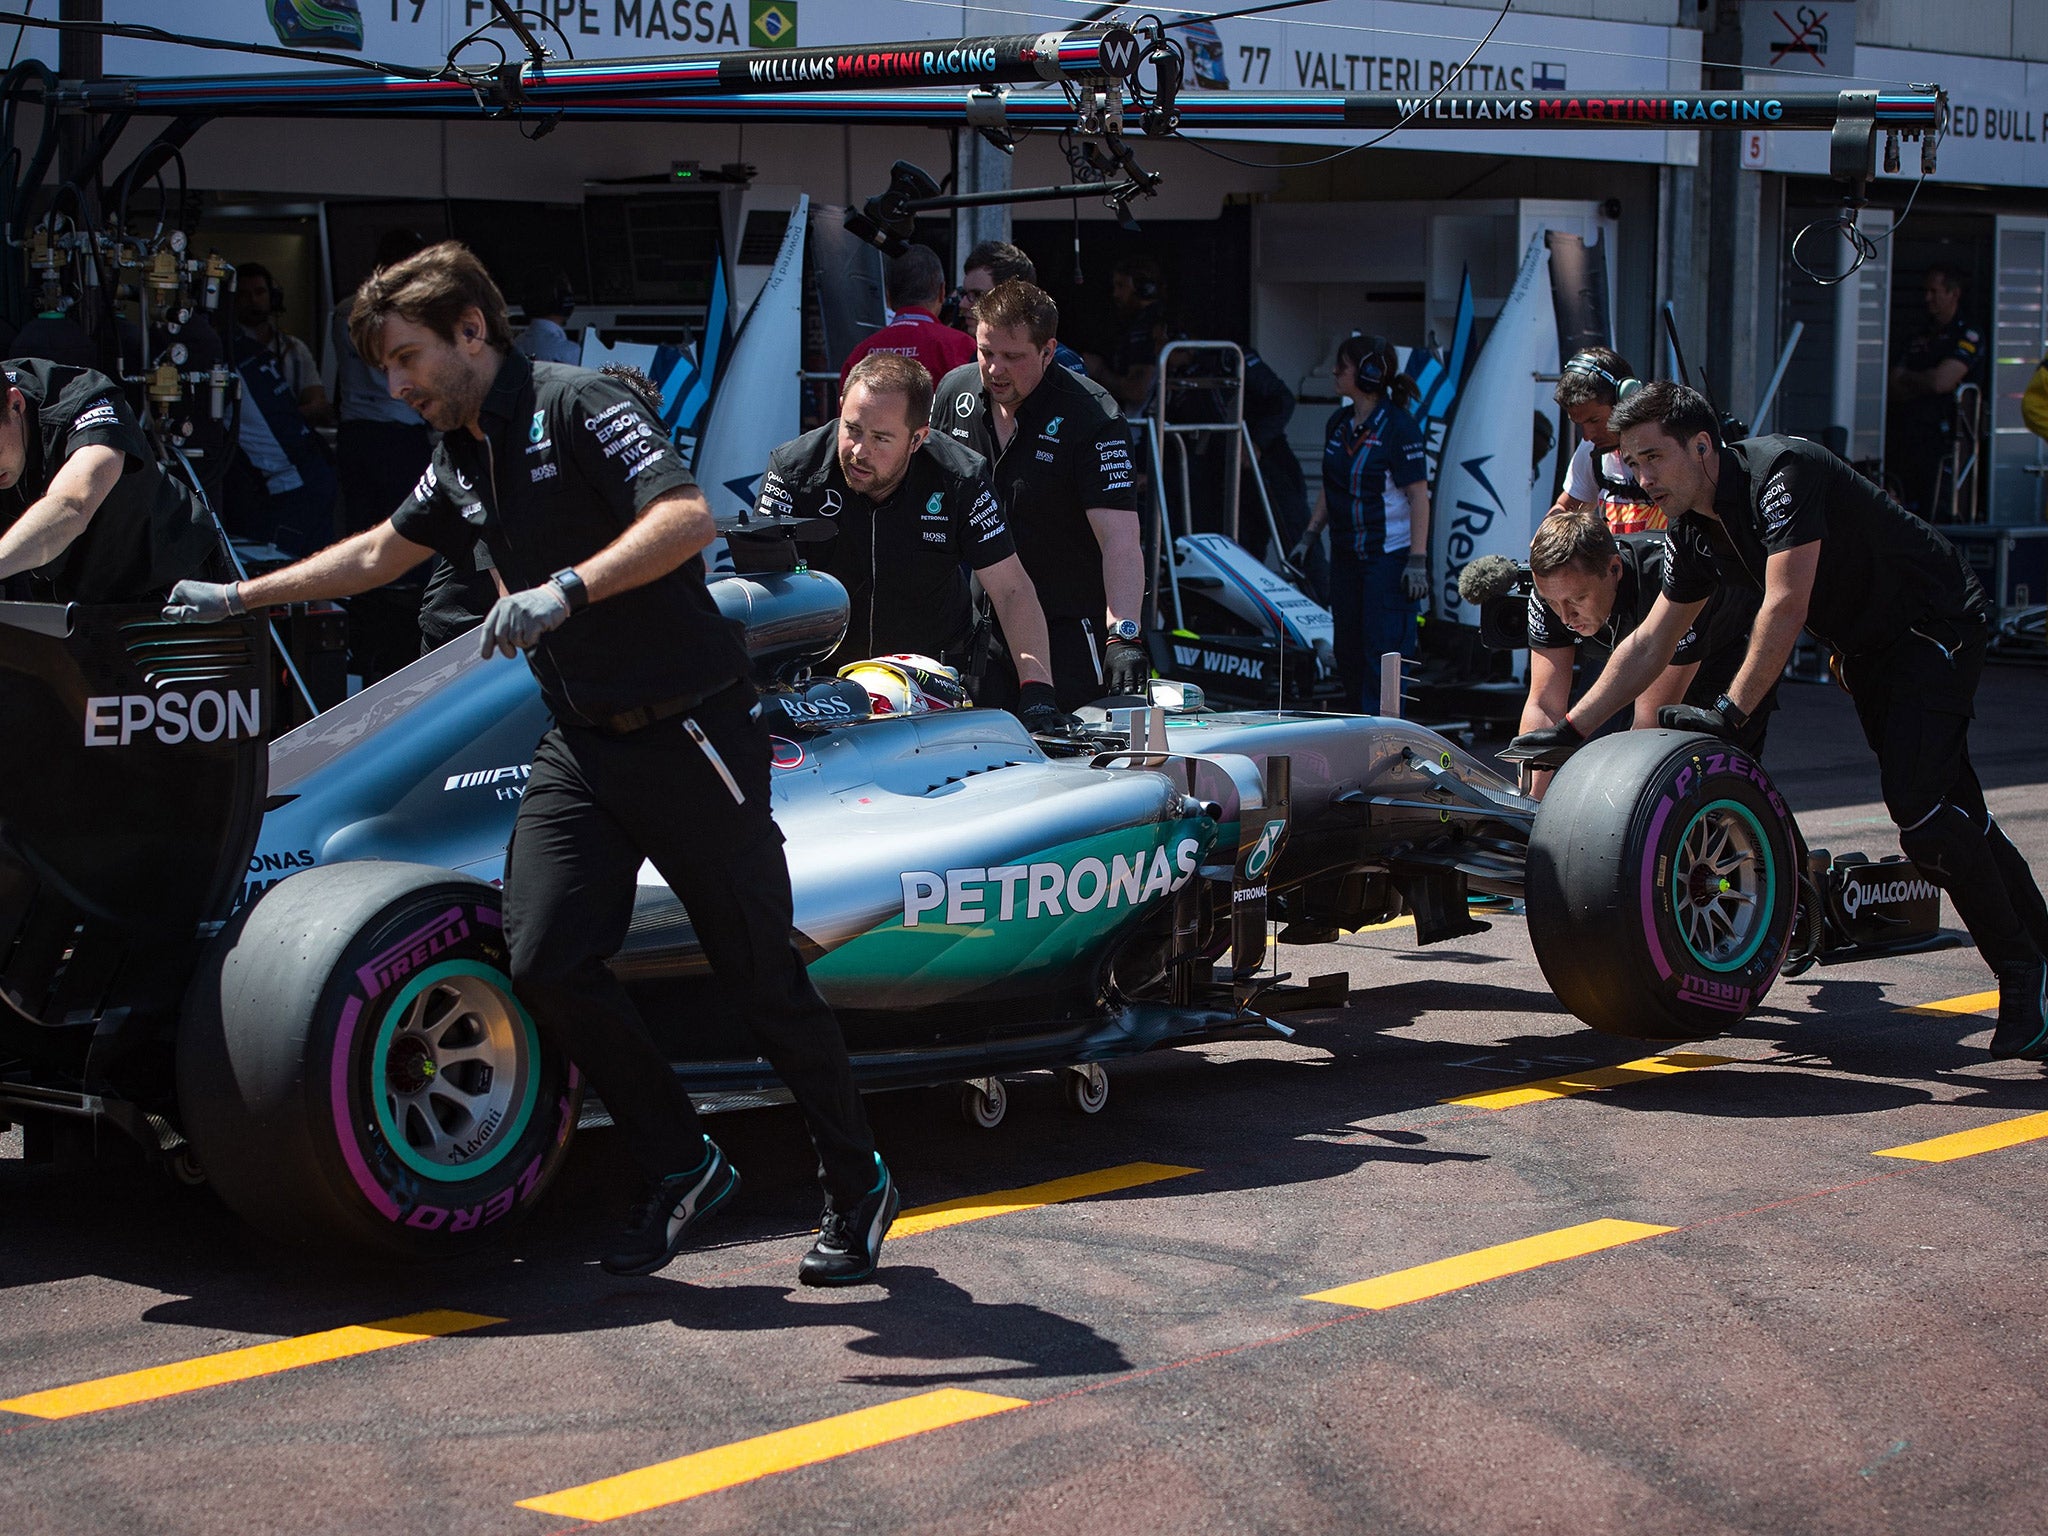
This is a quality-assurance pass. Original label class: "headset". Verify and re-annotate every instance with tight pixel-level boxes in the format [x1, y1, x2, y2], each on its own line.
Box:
[1340, 332, 1396, 389]
[1562, 351, 1641, 402]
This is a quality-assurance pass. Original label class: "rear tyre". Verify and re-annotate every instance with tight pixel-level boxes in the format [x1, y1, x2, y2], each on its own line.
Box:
[177, 862, 581, 1257]
[1527, 731, 1797, 1040]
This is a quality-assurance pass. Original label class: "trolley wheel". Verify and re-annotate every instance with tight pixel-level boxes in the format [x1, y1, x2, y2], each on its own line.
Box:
[1060, 1063, 1109, 1115]
[958, 1077, 1008, 1130]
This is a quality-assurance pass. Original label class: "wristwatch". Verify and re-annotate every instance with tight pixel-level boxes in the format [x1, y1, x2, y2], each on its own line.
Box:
[550, 566, 590, 613]
[1107, 618, 1141, 643]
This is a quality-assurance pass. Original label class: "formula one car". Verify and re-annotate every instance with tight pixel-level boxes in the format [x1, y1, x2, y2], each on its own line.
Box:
[2, 573, 1809, 1258]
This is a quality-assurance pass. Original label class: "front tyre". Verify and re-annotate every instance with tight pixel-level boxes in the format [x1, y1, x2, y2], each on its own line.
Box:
[178, 863, 580, 1257]
[1528, 731, 1798, 1040]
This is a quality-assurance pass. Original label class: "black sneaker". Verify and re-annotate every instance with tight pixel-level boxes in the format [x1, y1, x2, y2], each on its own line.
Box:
[601, 1142, 741, 1276]
[1990, 957, 2048, 1060]
[798, 1157, 899, 1288]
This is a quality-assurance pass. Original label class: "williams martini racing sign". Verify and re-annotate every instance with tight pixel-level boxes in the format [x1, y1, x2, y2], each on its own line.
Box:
[84, 0, 983, 73]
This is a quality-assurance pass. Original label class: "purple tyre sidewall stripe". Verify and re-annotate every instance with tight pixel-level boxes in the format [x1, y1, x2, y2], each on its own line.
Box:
[330, 995, 400, 1221]
[1640, 793, 1676, 982]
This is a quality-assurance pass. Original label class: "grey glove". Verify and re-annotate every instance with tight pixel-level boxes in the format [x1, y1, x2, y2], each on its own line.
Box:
[1103, 639, 1150, 697]
[1499, 718, 1586, 770]
[478, 582, 572, 659]
[161, 579, 246, 624]
[1400, 551, 1431, 603]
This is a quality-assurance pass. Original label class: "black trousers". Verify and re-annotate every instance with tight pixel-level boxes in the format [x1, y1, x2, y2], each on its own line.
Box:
[1841, 621, 2048, 971]
[981, 616, 1106, 713]
[503, 682, 877, 1205]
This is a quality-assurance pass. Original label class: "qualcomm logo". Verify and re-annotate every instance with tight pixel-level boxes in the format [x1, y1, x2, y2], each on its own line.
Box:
[902, 838, 1201, 926]
[1840, 873, 1939, 919]
[1244, 818, 1286, 880]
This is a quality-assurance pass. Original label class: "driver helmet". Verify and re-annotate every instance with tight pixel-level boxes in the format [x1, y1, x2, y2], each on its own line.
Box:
[837, 654, 971, 715]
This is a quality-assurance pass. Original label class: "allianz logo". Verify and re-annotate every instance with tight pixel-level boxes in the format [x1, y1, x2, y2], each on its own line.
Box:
[902, 836, 1202, 926]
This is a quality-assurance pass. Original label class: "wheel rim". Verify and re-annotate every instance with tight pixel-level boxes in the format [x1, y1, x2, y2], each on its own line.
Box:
[370, 960, 540, 1182]
[1671, 799, 1776, 973]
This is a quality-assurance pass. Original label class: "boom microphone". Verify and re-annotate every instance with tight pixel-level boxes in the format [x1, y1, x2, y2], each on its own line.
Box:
[1458, 554, 1528, 605]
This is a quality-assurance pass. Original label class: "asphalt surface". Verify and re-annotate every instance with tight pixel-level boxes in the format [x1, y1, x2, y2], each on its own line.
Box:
[8, 665, 2048, 1534]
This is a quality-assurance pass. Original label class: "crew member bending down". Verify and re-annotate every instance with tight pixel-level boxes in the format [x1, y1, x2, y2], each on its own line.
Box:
[0, 358, 218, 602]
[1508, 383, 2048, 1060]
[163, 242, 897, 1285]
[756, 353, 1063, 731]
[1518, 507, 1769, 796]
[1549, 348, 1660, 533]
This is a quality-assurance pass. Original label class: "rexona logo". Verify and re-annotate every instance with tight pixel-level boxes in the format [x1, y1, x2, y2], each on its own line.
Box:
[1840, 873, 1939, 919]
[902, 836, 1201, 926]
[84, 689, 261, 746]
[1243, 818, 1286, 880]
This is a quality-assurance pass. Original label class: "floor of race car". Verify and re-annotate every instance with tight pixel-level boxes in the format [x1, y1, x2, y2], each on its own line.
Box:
[8, 668, 2048, 1534]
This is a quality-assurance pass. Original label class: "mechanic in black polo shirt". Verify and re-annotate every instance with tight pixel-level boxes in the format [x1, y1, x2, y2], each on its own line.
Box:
[753, 352, 1064, 729]
[161, 243, 897, 1286]
[0, 358, 218, 602]
[1886, 264, 1983, 520]
[932, 279, 1146, 710]
[1520, 507, 1771, 785]
[1508, 383, 2048, 1060]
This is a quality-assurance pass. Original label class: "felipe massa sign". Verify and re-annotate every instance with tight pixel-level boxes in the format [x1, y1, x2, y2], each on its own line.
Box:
[84, 0, 972, 73]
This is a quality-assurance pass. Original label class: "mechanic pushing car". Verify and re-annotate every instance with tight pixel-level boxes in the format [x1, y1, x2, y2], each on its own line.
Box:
[161, 242, 899, 1284]
[0, 358, 221, 603]
[755, 353, 1065, 727]
[933, 279, 1147, 711]
[1518, 506, 1770, 795]
[1508, 382, 2048, 1059]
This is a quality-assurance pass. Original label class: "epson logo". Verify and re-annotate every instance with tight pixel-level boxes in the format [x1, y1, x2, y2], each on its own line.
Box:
[84, 689, 261, 747]
[901, 837, 1200, 927]
[1841, 873, 1939, 919]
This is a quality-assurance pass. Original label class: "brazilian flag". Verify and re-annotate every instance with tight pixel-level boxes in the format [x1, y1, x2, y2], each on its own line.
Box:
[270, 0, 365, 49]
[749, 0, 797, 48]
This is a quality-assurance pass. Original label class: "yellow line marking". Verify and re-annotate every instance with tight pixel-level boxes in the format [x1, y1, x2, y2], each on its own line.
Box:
[1305, 1219, 1674, 1310]
[1875, 1110, 2048, 1163]
[890, 1162, 1199, 1239]
[518, 1388, 1028, 1521]
[1900, 989, 1998, 1017]
[1443, 1052, 1733, 1111]
[1357, 915, 1415, 933]
[0, 1309, 501, 1420]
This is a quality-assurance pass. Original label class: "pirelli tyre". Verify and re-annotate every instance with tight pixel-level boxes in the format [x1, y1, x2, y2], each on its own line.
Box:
[177, 862, 580, 1257]
[1527, 730, 1798, 1040]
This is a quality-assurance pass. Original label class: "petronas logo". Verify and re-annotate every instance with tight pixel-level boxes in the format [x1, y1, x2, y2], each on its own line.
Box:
[750, 0, 797, 48]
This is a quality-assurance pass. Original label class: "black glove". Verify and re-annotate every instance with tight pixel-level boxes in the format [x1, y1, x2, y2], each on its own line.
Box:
[1016, 680, 1073, 737]
[1103, 638, 1149, 696]
[1400, 551, 1430, 603]
[478, 582, 572, 659]
[162, 579, 247, 624]
[1500, 717, 1586, 770]
[1657, 695, 1749, 740]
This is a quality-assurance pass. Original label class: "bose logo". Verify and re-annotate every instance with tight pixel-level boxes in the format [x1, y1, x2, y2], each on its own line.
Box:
[84, 688, 262, 747]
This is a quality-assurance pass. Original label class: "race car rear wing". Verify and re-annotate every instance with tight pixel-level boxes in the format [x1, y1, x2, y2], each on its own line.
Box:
[0, 601, 267, 1069]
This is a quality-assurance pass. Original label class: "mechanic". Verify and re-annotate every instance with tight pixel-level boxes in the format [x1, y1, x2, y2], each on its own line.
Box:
[1885, 264, 1982, 520]
[0, 358, 219, 603]
[932, 278, 1147, 710]
[754, 352, 1063, 727]
[1508, 382, 2048, 1059]
[1550, 348, 1661, 534]
[1293, 334, 1432, 708]
[838, 245, 974, 391]
[955, 241, 1089, 374]
[1085, 254, 1170, 415]
[161, 242, 898, 1284]
[1519, 506, 1770, 795]
[234, 263, 333, 427]
[514, 275, 582, 365]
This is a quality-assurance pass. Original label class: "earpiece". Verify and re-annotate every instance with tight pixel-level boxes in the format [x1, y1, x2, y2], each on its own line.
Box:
[1615, 376, 1643, 403]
